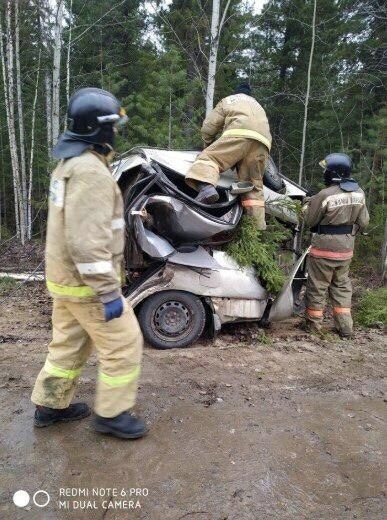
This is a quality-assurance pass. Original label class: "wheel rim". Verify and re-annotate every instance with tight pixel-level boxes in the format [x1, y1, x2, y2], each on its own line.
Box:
[152, 300, 193, 340]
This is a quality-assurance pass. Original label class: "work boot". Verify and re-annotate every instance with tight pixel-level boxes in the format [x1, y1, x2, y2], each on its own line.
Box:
[196, 183, 219, 204]
[94, 411, 147, 439]
[34, 402, 91, 428]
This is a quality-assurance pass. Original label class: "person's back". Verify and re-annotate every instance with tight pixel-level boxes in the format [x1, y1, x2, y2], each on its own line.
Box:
[305, 183, 369, 260]
[203, 93, 271, 148]
[185, 83, 271, 229]
[303, 153, 369, 338]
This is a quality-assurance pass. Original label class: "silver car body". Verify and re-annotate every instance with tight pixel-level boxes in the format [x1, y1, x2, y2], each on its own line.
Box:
[113, 148, 308, 329]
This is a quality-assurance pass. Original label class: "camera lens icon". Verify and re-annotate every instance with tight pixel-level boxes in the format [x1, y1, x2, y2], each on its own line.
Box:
[13, 490, 30, 508]
[33, 490, 50, 507]
[13, 489, 50, 508]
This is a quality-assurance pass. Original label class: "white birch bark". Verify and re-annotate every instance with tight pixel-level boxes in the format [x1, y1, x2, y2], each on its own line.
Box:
[298, 0, 317, 185]
[0, 13, 19, 237]
[168, 88, 172, 149]
[2, 2, 24, 242]
[205, 0, 231, 117]
[15, 0, 28, 240]
[45, 73, 53, 151]
[27, 50, 41, 239]
[65, 0, 73, 123]
[52, 0, 64, 146]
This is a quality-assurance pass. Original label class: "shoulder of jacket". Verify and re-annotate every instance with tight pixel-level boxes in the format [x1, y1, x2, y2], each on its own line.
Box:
[63, 152, 112, 179]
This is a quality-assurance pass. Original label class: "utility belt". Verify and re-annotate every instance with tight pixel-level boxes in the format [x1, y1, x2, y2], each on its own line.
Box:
[311, 224, 353, 235]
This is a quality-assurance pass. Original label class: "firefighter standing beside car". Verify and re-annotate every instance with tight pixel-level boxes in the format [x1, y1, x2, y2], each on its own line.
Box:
[31, 88, 147, 439]
[185, 83, 271, 230]
[303, 153, 370, 338]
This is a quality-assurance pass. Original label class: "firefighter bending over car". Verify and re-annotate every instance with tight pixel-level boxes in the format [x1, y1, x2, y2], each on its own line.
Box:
[185, 83, 271, 230]
[31, 88, 147, 439]
[303, 153, 369, 338]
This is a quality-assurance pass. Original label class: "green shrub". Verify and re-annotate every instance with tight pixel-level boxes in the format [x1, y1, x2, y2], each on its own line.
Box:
[355, 287, 387, 327]
[225, 216, 292, 294]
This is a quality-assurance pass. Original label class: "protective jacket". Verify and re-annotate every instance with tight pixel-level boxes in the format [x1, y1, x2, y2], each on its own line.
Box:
[304, 184, 369, 260]
[45, 150, 125, 303]
[201, 93, 272, 150]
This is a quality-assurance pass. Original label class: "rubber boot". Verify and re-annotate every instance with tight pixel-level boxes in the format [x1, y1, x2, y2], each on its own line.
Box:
[94, 411, 147, 439]
[34, 402, 91, 427]
[196, 183, 219, 204]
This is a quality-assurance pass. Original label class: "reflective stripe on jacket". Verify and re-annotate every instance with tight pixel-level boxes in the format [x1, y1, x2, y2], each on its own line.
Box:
[45, 150, 125, 302]
[201, 94, 272, 150]
[303, 184, 369, 260]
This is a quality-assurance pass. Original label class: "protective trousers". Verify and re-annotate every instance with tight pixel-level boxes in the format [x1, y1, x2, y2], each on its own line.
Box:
[305, 256, 353, 335]
[186, 137, 269, 230]
[31, 298, 143, 418]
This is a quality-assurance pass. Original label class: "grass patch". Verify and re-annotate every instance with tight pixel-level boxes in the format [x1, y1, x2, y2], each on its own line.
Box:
[0, 276, 18, 295]
[255, 330, 273, 345]
[225, 216, 292, 294]
[355, 287, 387, 327]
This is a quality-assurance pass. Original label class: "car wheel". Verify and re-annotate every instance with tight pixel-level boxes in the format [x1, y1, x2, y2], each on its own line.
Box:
[138, 291, 206, 349]
[263, 157, 285, 192]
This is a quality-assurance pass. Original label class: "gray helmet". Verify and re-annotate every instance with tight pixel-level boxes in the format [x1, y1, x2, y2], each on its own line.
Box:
[52, 87, 128, 160]
[319, 153, 358, 191]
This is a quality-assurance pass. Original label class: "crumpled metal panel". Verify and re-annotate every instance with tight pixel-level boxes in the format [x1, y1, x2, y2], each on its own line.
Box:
[168, 246, 226, 270]
[269, 247, 309, 322]
[145, 195, 239, 242]
[133, 216, 175, 259]
[128, 258, 267, 309]
[211, 297, 267, 323]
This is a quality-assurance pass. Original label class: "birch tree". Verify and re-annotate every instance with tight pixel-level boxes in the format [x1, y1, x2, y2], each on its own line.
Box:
[52, 0, 64, 146]
[205, 0, 232, 117]
[298, 0, 317, 185]
[0, 1, 25, 243]
[27, 50, 41, 239]
[15, 0, 28, 238]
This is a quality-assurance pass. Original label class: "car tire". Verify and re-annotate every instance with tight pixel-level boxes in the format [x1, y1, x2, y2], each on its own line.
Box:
[138, 291, 206, 349]
[263, 157, 285, 192]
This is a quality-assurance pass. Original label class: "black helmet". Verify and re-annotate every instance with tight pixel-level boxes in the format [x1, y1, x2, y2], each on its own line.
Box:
[52, 87, 128, 160]
[319, 153, 359, 191]
[319, 153, 352, 179]
[233, 82, 252, 96]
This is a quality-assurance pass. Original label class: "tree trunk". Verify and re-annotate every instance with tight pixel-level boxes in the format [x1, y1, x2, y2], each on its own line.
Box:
[45, 73, 53, 151]
[298, 0, 317, 186]
[205, 0, 231, 117]
[15, 0, 28, 242]
[65, 0, 73, 125]
[1, 2, 24, 242]
[52, 0, 64, 146]
[206, 0, 220, 117]
[28, 49, 42, 240]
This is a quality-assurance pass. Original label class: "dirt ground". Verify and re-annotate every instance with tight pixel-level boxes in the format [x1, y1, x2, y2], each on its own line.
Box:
[0, 283, 385, 520]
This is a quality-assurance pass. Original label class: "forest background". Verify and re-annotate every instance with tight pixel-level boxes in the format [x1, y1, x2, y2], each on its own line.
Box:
[0, 0, 385, 276]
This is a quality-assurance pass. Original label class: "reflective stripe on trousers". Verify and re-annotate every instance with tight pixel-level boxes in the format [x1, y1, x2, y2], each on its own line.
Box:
[44, 359, 83, 379]
[99, 364, 141, 388]
[306, 308, 323, 318]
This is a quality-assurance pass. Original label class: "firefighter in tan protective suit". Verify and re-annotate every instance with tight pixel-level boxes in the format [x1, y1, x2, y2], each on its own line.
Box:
[303, 153, 369, 338]
[185, 83, 271, 230]
[31, 88, 147, 439]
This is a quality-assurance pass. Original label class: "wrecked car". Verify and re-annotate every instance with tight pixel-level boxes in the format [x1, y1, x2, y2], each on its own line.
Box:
[112, 148, 308, 349]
